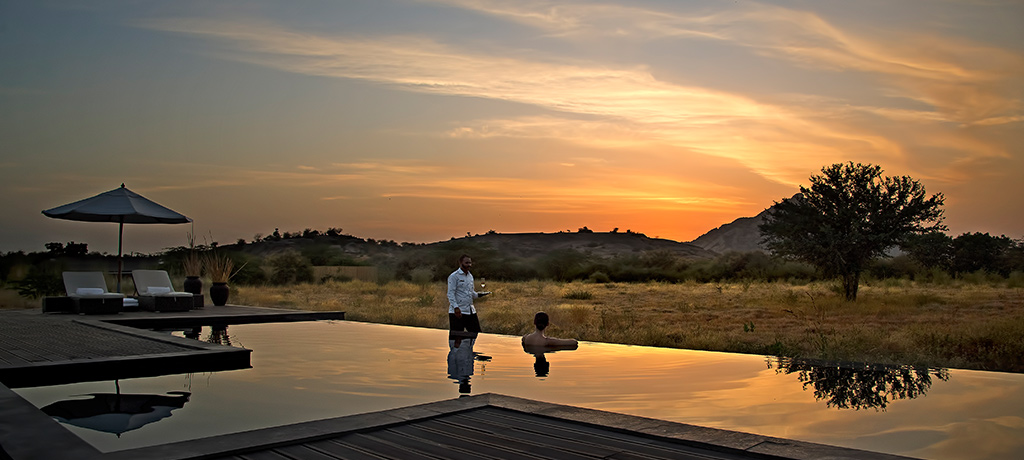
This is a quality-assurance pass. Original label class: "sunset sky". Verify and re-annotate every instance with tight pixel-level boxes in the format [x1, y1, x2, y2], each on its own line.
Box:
[2, 0, 1022, 255]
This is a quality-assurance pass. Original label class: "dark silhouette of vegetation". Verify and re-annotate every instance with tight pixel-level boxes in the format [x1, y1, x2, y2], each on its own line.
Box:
[902, 231, 954, 271]
[760, 163, 945, 301]
[3, 223, 1022, 300]
[903, 231, 1024, 278]
[11, 263, 64, 298]
[45, 241, 88, 257]
[768, 357, 950, 411]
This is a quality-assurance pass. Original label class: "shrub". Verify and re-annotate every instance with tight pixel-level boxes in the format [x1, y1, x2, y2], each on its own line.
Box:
[12, 265, 63, 299]
[960, 270, 1001, 286]
[563, 288, 593, 300]
[268, 251, 314, 285]
[232, 256, 268, 285]
[916, 267, 952, 285]
[1008, 271, 1024, 289]
[588, 271, 611, 283]
[410, 267, 434, 285]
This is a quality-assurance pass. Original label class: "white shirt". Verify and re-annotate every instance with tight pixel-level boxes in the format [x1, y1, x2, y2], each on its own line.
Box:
[447, 268, 478, 314]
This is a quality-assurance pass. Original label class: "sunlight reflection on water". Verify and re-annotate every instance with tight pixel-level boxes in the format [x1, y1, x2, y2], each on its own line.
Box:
[14, 321, 1024, 459]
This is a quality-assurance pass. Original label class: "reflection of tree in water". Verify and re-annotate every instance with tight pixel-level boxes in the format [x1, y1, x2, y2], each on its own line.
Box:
[767, 357, 950, 411]
[183, 326, 233, 345]
[207, 326, 231, 346]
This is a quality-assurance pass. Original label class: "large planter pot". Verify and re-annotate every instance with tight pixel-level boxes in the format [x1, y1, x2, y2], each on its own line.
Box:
[210, 282, 230, 306]
[183, 276, 203, 295]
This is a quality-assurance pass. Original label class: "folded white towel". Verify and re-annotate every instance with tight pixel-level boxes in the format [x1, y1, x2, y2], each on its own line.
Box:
[147, 286, 172, 294]
[76, 287, 105, 295]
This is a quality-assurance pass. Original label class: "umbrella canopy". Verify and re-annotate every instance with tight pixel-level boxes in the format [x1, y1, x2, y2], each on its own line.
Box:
[43, 184, 191, 224]
[41, 391, 191, 437]
[42, 184, 192, 292]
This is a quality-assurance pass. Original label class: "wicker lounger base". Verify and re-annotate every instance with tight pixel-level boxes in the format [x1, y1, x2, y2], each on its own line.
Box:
[140, 295, 193, 312]
[42, 296, 76, 314]
[75, 297, 123, 315]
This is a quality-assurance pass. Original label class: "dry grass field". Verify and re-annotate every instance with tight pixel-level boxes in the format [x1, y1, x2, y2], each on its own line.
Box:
[232, 279, 1024, 373]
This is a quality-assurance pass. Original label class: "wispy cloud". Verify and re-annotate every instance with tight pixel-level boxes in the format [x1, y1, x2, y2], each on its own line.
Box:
[138, 16, 855, 185]
[425, 0, 1023, 175]
[138, 0, 1022, 189]
[434, 0, 1023, 121]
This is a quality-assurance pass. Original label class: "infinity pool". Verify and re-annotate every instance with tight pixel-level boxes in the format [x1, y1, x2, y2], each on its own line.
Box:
[13, 321, 1024, 459]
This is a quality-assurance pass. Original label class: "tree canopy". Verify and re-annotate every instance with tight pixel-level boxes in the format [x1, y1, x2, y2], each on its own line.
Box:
[759, 162, 945, 300]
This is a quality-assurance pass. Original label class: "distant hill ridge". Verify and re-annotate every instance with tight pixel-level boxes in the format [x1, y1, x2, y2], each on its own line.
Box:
[230, 230, 719, 261]
[230, 204, 787, 260]
[463, 231, 716, 259]
[688, 195, 800, 254]
[688, 211, 770, 254]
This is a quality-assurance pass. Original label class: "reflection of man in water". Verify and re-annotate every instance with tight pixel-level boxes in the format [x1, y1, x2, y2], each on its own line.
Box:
[448, 334, 476, 395]
[533, 353, 550, 377]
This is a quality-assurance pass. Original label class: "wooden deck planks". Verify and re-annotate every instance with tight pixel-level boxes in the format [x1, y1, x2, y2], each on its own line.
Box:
[208, 407, 758, 460]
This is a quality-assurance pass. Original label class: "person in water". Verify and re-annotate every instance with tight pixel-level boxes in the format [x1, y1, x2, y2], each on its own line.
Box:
[522, 311, 578, 347]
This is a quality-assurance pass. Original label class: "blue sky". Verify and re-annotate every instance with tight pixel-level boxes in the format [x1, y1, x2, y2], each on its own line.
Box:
[1, 0, 1022, 254]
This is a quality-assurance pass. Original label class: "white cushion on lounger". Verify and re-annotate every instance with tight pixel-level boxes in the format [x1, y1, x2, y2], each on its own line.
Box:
[76, 287, 105, 295]
[147, 286, 172, 294]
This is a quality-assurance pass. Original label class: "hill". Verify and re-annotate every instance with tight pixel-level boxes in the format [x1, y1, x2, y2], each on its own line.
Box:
[689, 211, 769, 254]
[688, 195, 799, 254]
[230, 231, 717, 261]
[453, 231, 716, 260]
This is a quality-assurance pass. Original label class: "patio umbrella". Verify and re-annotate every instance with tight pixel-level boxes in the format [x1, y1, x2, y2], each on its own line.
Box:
[42, 184, 192, 292]
[41, 385, 191, 437]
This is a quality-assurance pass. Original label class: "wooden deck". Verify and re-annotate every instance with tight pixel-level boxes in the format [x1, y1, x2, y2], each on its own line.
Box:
[205, 405, 759, 460]
[0, 305, 344, 388]
[95, 394, 911, 460]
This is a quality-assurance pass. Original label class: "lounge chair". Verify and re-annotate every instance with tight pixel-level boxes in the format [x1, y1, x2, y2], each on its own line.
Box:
[63, 272, 124, 314]
[132, 270, 194, 312]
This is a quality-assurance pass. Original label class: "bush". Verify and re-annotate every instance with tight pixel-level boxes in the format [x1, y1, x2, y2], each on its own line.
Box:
[410, 267, 434, 285]
[1008, 271, 1024, 289]
[917, 267, 953, 285]
[268, 251, 314, 285]
[588, 271, 611, 283]
[960, 270, 1002, 286]
[231, 256, 268, 285]
[12, 266, 63, 299]
[563, 288, 594, 300]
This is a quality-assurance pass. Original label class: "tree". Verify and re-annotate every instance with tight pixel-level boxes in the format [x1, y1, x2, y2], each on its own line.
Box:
[951, 232, 1014, 275]
[759, 162, 945, 300]
[902, 231, 954, 271]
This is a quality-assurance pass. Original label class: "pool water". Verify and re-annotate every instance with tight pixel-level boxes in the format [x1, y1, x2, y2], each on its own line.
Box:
[13, 321, 1024, 459]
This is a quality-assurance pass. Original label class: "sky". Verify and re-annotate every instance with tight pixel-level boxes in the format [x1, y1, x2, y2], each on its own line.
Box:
[1, 0, 1022, 255]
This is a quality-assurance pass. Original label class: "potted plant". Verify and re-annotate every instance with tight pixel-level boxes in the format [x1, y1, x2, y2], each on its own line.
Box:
[182, 232, 203, 296]
[204, 251, 237, 306]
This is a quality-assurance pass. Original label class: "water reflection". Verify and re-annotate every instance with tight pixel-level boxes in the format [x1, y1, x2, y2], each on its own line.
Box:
[182, 326, 232, 345]
[207, 326, 231, 346]
[447, 332, 477, 395]
[768, 357, 950, 411]
[523, 343, 578, 378]
[40, 380, 190, 437]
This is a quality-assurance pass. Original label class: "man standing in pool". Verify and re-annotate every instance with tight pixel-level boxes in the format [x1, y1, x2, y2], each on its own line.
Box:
[447, 254, 490, 332]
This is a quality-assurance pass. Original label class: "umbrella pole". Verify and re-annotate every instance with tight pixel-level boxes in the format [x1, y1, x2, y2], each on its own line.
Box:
[117, 219, 124, 293]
